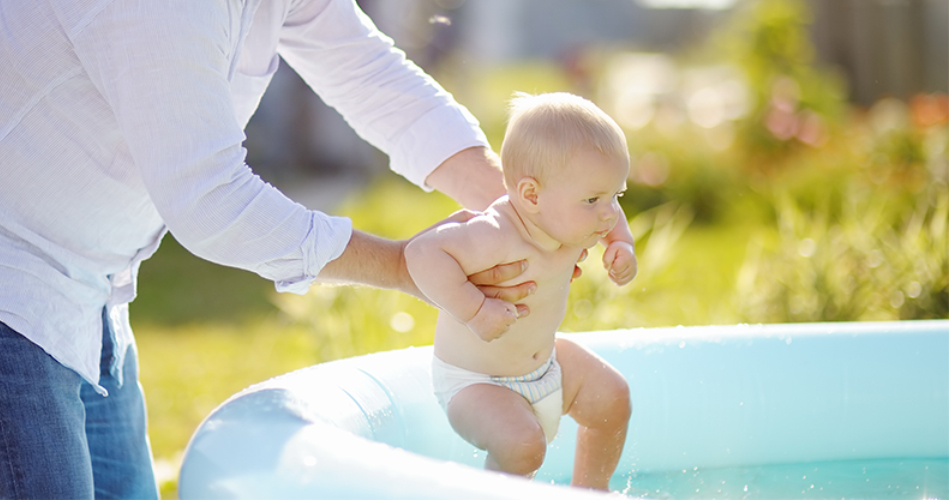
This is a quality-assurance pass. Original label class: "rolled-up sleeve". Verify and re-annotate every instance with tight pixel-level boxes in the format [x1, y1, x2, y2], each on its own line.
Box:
[277, 0, 490, 189]
[70, 0, 351, 293]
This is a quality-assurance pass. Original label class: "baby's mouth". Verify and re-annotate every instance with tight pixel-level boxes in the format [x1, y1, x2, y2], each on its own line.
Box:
[595, 224, 615, 237]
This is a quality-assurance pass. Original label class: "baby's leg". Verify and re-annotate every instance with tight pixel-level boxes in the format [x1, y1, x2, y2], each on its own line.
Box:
[556, 337, 632, 490]
[447, 383, 547, 477]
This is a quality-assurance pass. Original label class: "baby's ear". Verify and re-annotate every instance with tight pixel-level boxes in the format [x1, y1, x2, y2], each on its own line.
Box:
[515, 177, 541, 213]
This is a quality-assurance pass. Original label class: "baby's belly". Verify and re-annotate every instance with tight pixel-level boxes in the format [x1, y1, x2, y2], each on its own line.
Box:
[433, 296, 566, 376]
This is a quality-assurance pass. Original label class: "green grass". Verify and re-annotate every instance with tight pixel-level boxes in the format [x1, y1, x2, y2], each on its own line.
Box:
[132, 237, 278, 326]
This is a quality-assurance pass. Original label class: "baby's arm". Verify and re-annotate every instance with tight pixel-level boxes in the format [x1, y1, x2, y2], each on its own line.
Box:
[405, 217, 519, 341]
[601, 205, 638, 286]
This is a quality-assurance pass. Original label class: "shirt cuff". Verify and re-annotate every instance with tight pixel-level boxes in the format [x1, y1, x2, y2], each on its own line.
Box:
[275, 212, 353, 294]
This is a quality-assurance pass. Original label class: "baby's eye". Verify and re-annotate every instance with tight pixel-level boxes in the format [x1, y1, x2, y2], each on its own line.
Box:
[585, 197, 599, 204]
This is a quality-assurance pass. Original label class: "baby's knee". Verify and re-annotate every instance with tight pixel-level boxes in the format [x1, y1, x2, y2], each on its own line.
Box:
[599, 369, 632, 425]
[492, 426, 547, 475]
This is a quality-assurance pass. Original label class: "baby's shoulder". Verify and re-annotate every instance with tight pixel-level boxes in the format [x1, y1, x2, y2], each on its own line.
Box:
[467, 204, 520, 237]
[438, 210, 519, 258]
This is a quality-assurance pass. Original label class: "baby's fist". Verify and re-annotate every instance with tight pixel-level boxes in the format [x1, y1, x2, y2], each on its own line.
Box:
[603, 241, 637, 286]
[467, 297, 518, 342]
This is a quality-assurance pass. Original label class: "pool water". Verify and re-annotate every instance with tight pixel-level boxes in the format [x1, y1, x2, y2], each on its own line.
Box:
[605, 458, 949, 499]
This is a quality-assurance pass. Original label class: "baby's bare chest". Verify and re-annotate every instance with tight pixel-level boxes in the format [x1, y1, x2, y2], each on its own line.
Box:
[500, 243, 582, 294]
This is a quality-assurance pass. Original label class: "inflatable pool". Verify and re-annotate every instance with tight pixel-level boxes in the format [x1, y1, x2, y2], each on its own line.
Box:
[178, 320, 949, 499]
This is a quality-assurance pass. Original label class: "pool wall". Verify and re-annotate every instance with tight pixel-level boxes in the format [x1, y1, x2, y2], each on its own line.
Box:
[178, 320, 948, 499]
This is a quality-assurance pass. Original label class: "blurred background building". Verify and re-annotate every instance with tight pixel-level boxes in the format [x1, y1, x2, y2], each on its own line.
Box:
[245, 0, 948, 205]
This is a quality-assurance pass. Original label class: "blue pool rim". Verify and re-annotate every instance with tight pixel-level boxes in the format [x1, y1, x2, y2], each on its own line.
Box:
[178, 320, 949, 499]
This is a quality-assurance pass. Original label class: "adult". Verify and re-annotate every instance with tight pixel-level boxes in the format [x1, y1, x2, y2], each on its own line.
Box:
[0, 1, 532, 498]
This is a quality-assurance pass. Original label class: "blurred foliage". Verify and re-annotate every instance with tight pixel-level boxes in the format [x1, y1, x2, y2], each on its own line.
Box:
[724, 0, 949, 322]
[439, 61, 575, 150]
[717, 0, 848, 166]
[736, 184, 948, 322]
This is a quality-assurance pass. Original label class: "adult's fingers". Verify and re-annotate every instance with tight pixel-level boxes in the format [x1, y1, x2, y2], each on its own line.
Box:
[467, 259, 528, 286]
[476, 280, 535, 303]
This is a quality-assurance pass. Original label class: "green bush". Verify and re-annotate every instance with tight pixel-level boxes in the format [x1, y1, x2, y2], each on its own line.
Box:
[735, 183, 948, 322]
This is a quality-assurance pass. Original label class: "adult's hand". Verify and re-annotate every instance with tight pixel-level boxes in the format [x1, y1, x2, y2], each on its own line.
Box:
[468, 260, 535, 318]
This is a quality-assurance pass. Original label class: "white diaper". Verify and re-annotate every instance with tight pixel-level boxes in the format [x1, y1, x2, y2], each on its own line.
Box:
[431, 350, 563, 442]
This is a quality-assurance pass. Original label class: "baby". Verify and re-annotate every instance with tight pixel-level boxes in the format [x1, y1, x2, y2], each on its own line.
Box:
[406, 92, 635, 489]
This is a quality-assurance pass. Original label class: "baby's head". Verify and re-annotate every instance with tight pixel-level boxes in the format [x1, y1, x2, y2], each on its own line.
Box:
[500, 92, 629, 190]
[500, 92, 630, 248]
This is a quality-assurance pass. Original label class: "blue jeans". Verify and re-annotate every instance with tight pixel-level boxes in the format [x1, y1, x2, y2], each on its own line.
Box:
[0, 316, 158, 499]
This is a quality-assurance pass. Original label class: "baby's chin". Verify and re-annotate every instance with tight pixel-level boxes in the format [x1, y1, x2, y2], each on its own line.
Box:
[559, 230, 606, 249]
[579, 235, 602, 249]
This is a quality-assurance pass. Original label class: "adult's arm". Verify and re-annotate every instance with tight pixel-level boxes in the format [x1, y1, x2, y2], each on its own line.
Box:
[424, 147, 505, 212]
[72, 0, 513, 298]
[71, 1, 349, 293]
[316, 230, 416, 294]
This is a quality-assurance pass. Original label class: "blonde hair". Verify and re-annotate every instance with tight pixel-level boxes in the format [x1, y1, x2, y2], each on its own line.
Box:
[499, 92, 628, 188]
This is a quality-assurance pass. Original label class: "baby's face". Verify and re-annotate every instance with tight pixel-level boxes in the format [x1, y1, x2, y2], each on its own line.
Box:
[533, 148, 629, 248]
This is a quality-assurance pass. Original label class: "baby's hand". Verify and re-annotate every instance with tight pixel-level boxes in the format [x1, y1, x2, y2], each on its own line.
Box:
[602, 241, 637, 286]
[467, 297, 518, 342]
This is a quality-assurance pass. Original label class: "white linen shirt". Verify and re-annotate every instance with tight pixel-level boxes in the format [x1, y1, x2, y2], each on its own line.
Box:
[0, 0, 489, 393]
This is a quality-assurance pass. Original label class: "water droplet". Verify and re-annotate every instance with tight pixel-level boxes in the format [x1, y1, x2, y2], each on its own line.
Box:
[743, 485, 748, 492]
